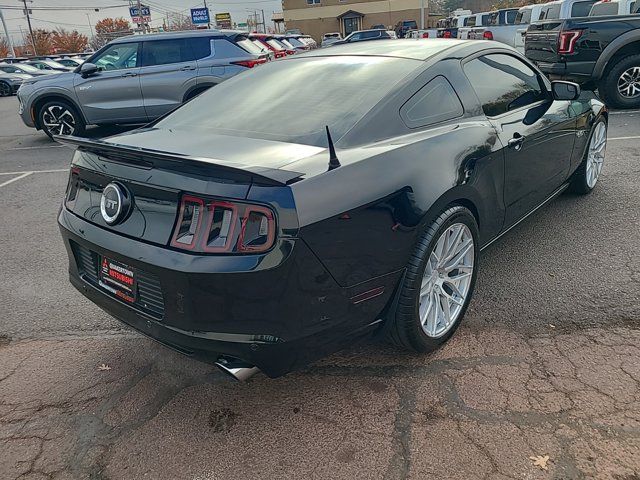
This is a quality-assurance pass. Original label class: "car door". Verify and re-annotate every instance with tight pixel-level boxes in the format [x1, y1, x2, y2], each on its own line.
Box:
[139, 38, 199, 120]
[73, 42, 146, 124]
[463, 53, 577, 227]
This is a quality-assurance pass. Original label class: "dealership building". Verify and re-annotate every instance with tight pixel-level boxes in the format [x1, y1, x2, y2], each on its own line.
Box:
[282, 0, 435, 42]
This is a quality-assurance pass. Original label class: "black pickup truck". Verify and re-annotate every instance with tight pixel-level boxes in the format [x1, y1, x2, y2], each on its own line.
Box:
[525, 13, 640, 108]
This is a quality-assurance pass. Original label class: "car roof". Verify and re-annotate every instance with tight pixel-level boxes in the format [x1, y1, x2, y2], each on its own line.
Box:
[300, 38, 480, 61]
[110, 29, 228, 44]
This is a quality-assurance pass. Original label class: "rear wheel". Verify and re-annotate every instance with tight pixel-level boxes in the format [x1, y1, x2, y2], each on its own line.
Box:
[0, 81, 11, 97]
[38, 100, 85, 139]
[599, 54, 640, 109]
[387, 206, 479, 352]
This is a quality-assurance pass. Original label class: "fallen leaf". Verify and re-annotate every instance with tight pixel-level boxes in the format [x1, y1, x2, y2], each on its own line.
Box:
[530, 454, 550, 471]
[97, 364, 111, 371]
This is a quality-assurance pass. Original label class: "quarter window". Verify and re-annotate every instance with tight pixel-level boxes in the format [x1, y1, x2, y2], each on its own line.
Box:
[400, 76, 464, 128]
[463, 54, 547, 117]
[93, 43, 139, 71]
[506, 10, 518, 23]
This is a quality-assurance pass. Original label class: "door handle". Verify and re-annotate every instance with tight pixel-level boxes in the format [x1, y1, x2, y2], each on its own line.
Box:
[180, 65, 196, 71]
[121, 72, 138, 77]
[508, 134, 525, 151]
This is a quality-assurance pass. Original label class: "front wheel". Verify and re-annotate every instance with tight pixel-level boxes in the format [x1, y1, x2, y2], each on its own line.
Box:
[0, 81, 11, 97]
[570, 118, 607, 195]
[38, 100, 85, 139]
[387, 206, 479, 352]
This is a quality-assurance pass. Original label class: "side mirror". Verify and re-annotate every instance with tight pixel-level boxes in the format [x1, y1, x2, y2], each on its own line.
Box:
[551, 80, 580, 101]
[79, 62, 99, 77]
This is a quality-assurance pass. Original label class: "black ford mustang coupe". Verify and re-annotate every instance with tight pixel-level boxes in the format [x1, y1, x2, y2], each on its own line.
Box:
[58, 40, 607, 380]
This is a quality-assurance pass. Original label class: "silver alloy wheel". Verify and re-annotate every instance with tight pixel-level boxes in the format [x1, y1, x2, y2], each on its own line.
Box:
[617, 66, 640, 99]
[419, 223, 475, 338]
[586, 121, 606, 189]
[0, 82, 10, 97]
[42, 105, 76, 136]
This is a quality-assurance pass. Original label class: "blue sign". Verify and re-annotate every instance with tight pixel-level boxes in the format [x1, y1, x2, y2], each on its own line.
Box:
[129, 5, 151, 19]
[191, 8, 210, 24]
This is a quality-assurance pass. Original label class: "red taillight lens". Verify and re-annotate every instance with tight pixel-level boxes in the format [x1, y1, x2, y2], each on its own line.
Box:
[443, 31, 452, 38]
[483, 30, 494, 40]
[422, 32, 429, 38]
[170, 195, 276, 254]
[558, 30, 582, 54]
[232, 58, 267, 68]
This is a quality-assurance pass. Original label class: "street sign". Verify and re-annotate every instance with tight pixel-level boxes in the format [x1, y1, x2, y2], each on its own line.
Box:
[129, 5, 151, 24]
[190, 8, 210, 25]
[215, 12, 232, 29]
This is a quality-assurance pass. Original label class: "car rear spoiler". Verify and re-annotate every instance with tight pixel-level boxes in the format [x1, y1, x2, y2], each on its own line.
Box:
[54, 135, 304, 186]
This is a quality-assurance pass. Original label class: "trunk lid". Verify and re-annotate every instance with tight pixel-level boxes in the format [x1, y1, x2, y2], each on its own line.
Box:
[57, 131, 319, 247]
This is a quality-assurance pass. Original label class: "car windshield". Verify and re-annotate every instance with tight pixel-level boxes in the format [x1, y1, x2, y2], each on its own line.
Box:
[156, 56, 420, 146]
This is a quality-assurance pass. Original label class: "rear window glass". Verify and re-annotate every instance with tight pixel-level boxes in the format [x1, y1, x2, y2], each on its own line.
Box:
[516, 9, 532, 23]
[467, 16, 477, 26]
[543, 4, 561, 19]
[236, 38, 264, 55]
[156, 56, 420, 146]
[266, 39, 285, 50]
[572, 0, 597, 16]
[506, 10, 518, 23]
[286, 37, 305, 47]
[589, 1, 618, 14]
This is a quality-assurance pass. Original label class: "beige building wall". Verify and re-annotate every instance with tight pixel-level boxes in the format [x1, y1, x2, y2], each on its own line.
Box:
[283, 0, 435, 42]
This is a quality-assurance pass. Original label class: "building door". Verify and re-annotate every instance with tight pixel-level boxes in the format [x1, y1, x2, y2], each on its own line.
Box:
[343, 17, 359, 36]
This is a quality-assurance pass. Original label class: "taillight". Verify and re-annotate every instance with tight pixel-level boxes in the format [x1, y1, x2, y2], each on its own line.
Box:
[558, 30, 582, 54]
[483, 30, 494, 40]
[443, 30, 452, 38]
[170, 195, 276, 254]
[422, 32, 429, 38]
[232, 58, 267, 68]
[286, 49, 296, 55]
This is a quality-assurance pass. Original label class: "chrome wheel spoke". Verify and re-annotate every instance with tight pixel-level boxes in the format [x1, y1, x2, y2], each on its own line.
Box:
[418, 223, 475, 338]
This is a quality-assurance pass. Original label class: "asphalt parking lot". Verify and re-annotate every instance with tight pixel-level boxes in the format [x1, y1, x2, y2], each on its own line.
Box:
[1, 94, 640, 480]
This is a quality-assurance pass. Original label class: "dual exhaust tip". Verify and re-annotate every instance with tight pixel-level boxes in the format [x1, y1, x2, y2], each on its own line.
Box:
[215, 356, 259, 382]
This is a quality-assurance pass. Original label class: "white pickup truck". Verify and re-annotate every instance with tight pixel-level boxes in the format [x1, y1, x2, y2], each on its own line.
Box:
[467, 8, 519, 45]
[588, 0, 639, 15]
[457, 12, 492, 39]
[537, 0, 599, 20]
[513, 4, 545, 52]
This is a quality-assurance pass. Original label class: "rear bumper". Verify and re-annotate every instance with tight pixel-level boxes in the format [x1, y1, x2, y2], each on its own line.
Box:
[59, 208, 399, 377]
[533, 60, 597, 83]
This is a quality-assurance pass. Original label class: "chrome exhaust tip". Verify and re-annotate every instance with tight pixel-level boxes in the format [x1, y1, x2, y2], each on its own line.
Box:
[215, 357, 260, 382]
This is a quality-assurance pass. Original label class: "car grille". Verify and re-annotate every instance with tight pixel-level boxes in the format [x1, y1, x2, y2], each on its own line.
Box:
[71, 241, 165, 319]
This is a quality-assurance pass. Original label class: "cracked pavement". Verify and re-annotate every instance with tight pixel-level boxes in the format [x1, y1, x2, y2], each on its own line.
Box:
[1, 97, 639, 479]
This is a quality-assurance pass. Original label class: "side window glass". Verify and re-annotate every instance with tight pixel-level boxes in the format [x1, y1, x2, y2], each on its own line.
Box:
[463, 54, 547, 117]
[400, 76, 464, 128]
[93, 43, 139, 71]
[212, 39, 246, 58]
[141, 39, 194, 67]
[571, 0, 597, 16]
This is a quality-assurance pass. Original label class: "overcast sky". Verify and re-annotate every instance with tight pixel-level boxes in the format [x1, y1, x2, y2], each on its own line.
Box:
[1, 0, 283, 44]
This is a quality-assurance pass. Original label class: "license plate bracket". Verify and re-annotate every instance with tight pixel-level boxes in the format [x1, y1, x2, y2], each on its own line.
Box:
[98, 256, 137, 303]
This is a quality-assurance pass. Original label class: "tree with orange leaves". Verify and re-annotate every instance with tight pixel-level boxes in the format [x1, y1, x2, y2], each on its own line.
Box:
[52, 28, 88, 53]
[92, 17, 132, 49]
[24, 29, 53, 56]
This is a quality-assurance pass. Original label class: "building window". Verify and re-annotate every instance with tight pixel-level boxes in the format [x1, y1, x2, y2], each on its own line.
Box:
[306, 0, 320, 4]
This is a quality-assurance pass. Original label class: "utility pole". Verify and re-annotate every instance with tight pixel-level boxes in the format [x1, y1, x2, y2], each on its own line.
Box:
[0, 9, 17, 57]
[21, 0, 36, 55]
[420, 0, 425, 29]
[204, 0, 210, 29]
[136, 0, 146, 33]
[261, 9, 265, 33]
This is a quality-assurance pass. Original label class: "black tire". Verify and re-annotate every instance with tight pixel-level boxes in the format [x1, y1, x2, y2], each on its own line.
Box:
[598, 54, 640, 109]
[387, 206, 479, 352]
[569, 117, 607, 195]
[0, 81, 11, 97]
[37, 99, 85, 139]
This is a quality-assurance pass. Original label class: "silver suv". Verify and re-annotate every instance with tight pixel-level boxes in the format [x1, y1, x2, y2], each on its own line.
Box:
[17, 30, 268, 138]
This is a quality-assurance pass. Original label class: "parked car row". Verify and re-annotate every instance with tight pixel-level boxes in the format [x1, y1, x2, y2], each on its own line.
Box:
[0, 55, 89, 97]
[14, 29, 317, 137]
